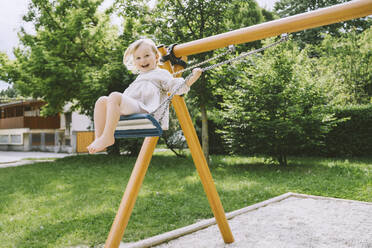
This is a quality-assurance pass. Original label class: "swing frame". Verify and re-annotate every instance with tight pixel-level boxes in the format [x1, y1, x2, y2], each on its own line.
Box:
[104, 1, 372, 247]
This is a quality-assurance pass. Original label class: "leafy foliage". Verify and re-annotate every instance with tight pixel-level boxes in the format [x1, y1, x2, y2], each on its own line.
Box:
[0, 87, 20, 99]
[1, 0, 370, 161]
[274, 0, 372, 46]
[219, 39, 334, 165]
[152, 0, 267, 160]
[1, 0, 133, 117]
[325, 104, 372, 157]
[310, 28, 372, 105]
[154, 0, 266, 106]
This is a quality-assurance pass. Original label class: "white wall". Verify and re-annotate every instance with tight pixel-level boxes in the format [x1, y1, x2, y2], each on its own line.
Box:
[62, 103, 93, 133]
[71, 112, 92, 131]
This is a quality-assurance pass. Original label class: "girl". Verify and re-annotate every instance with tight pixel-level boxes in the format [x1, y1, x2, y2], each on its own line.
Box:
[87, 38, 202, 154]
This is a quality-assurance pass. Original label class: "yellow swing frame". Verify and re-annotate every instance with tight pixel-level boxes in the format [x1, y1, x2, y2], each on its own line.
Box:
[104, 0, 372, 247]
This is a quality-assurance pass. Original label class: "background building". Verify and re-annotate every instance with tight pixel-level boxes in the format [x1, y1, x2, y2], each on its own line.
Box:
[0, 99, 93, 153]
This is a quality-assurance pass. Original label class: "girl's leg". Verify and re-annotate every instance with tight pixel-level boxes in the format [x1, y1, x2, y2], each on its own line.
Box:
[93, 96, 108, 139]
[87, 92, 122, 154]
[120, 95, 143, 115]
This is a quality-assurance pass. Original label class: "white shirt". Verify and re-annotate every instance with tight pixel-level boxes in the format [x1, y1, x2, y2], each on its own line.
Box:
[123, 68, 190, 130]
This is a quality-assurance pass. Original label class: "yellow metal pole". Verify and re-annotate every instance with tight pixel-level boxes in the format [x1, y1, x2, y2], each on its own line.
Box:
[174, 0, 372, 57]
[158, 46, 234, 243]
[105, 136, 159, 248]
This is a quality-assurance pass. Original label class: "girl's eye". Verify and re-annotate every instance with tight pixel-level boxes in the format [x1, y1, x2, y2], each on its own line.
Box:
[145, 54, 149, 57]
[136, 57, 141, 60]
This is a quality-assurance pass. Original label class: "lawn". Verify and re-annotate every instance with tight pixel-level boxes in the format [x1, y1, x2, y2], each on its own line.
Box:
[0, 151, 371, 247]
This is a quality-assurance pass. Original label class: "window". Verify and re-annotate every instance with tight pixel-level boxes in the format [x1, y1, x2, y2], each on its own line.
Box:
[65, 112, 72, 134]
[0, 135, 8, 144]
[45, 133, 55, 146]
[32, 133, 41, 146]
[0, 134, 22, 144]
[15, 106, 23, 117]
[10, 134, 22, 144]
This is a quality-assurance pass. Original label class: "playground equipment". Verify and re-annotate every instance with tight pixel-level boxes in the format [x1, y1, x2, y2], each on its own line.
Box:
[105, 0, 372, 247]
[115, 114, 163, 138]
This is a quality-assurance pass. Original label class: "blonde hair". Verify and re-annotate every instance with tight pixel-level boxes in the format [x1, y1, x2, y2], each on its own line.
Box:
[123, 38, 160, 73]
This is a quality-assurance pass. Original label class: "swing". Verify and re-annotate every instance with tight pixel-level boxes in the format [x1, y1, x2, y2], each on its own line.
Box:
[114, 34, 289, 139]
[114, 113, 162, 138]
[100, 2, 372, 245]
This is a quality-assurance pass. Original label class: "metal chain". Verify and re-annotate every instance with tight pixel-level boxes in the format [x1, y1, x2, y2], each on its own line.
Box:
[200, 34, 288, 72]
[170, 45, 236, 77]
[152, 34, 289, 124]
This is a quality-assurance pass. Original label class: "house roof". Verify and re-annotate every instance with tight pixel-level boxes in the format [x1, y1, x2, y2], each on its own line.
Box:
[0, 99, 45, 108]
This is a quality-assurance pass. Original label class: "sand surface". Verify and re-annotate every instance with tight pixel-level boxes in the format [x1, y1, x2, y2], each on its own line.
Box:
[123, 194, 372, 248]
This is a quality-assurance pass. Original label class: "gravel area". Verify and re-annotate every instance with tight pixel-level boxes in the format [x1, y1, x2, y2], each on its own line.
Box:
[122, 194, 372, 248]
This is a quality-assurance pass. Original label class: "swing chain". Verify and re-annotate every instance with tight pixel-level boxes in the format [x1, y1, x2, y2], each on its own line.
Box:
[153, 34, 289, 125]
[171, 44, 236, 77]
[200, 33, 289, 73]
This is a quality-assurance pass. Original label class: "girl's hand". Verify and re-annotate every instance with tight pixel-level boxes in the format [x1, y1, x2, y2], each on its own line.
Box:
[186, 68, 203, 87]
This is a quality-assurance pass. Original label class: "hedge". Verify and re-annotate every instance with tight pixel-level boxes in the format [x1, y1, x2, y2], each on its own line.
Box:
[324, 104, 372, 157]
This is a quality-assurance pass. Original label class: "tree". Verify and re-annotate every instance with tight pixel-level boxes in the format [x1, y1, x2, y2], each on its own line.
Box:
[0, 87, 20, 99]
[219, 39, 333, 166]
[0, 0, 151, 155]
[113, 0, 156, 39]
[274, 0, 372, 46]
[0, 0, 133, 117]
[152, 0, 266, 161]
[311, 28, 372, 105]
[0, 53, 24, 101]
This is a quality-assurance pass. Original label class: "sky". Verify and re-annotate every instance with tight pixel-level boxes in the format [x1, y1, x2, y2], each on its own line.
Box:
[0, 0, 279, 90]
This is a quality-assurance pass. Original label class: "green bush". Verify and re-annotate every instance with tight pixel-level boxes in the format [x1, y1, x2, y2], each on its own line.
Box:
[325, 104, 372, 157]
[218, 40, 333, 165]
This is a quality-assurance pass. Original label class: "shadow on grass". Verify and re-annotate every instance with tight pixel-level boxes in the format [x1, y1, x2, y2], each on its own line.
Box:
[210, 156, 371, 205]
[14, 212, 114, 247]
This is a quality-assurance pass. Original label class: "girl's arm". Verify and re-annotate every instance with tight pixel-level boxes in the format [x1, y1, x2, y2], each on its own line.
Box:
[163, 67, 203, 96]
[186, 68, 203, 87]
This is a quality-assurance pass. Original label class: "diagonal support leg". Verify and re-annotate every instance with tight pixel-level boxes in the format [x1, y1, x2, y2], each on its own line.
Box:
[105, 136, 159, 248]
[172, 95, 234, 243]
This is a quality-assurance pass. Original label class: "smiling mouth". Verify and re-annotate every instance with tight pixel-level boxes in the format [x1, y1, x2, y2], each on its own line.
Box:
[142, 64, 150, 68]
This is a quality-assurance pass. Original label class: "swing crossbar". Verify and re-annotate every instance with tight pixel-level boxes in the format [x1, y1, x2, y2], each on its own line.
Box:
[114, 114, 162, 138]
[173, 0, 372, 57]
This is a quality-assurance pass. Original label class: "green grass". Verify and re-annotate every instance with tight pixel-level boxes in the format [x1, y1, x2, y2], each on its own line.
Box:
[21, 157, 58, 161]
[0, 152, 371, 247]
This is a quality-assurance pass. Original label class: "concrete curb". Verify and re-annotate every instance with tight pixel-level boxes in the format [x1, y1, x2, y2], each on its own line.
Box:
[0, 159, 56, 168]
[118, 192, 290, 248]
[0, 151, 73, 168]
[118, 192, 372, 248]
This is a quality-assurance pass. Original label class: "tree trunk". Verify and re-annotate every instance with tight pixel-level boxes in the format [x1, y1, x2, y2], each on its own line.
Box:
[200, 103, 209, 163]
[277, 154, 288, 166]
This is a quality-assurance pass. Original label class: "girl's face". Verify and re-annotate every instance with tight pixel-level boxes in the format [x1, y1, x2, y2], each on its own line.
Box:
[133, 43, 159, 73]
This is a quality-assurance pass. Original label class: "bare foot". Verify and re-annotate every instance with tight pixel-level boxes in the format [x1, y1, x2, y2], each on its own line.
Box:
[87, 135, 115, 154]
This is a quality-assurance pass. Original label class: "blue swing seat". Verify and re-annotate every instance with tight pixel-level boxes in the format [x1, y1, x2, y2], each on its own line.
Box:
[114, 113, 163, 138]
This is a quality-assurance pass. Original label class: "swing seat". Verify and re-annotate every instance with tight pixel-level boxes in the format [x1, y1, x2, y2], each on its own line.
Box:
[114, 113, 163, 138]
